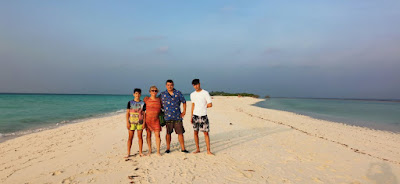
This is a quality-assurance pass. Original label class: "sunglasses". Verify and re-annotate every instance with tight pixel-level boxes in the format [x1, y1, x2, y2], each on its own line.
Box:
[151, 90, 158, 92]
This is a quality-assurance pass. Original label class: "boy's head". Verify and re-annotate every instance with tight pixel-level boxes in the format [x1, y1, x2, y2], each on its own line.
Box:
[133, 88, 141, 99]
[192, 79, 201, 91]
[166, 79, 174, 91]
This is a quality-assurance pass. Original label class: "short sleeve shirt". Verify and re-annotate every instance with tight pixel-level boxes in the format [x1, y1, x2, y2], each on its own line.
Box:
[127, 100, 146, 124]
[160, 89, 186, 121]
[190, 89, 212, 116]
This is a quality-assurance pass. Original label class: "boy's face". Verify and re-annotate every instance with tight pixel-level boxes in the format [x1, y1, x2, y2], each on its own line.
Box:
[133, 92, 141, 99]
[166, 82, 174, 91]
[193, 83, 200, 91]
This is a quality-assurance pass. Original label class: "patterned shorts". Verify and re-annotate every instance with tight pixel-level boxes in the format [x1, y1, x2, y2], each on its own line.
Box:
[192, 115, 209, 132]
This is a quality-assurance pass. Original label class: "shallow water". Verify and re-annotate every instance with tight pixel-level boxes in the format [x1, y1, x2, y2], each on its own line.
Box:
[254, 98, 400, 132]
[0, 93, 189, 140]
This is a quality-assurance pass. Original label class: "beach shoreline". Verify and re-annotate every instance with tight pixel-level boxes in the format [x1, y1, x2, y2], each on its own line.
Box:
[1, 96, 399, 183]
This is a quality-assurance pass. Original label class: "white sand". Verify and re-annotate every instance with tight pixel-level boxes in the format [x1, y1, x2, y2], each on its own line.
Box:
[1, 96, 399, 183]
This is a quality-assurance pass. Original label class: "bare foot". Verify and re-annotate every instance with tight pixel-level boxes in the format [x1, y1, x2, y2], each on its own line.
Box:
[146, 153, 151, 156]
[124, 154, 130, 159]
[192, 150, 200, 154]
[207, 151, 214, 155]
[139, 153, 145, 157]
[157, 153, 161, 156]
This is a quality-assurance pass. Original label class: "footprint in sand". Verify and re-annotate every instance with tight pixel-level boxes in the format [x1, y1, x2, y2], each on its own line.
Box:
[228, 167, 253, 179]
[312, 177, 323, 183]
[85, 169, 101, 175]
[51, 170, 63, 176]
[62, 176, 75, 184]
[87, 178, 96, 183]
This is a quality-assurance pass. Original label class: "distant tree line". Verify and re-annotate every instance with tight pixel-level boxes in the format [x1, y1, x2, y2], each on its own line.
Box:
[209, 91, 260, 98]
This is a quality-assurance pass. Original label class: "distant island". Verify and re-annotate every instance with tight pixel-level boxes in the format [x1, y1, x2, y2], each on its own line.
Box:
[209, 91, 259, 98]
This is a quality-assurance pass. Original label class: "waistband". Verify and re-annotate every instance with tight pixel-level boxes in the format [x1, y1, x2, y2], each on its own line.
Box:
[193, 115, 208, 118]
[165, 120, 182, 123]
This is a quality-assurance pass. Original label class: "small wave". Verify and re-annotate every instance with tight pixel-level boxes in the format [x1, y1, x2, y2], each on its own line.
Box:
[116, 109, 125, 113]
[58, 120, 70, 125]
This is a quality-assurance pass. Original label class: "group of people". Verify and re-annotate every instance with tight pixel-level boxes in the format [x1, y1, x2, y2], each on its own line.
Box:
[125, 79, 213, 159]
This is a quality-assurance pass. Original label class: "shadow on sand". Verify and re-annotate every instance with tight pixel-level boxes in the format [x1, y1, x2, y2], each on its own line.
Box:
[166, 126, 291, 154]
[366, 162, 398, 184]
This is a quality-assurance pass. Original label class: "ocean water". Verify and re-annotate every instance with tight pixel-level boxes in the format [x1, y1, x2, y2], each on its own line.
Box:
[254, 98, 400, 133]
[0, 93, 190, 141]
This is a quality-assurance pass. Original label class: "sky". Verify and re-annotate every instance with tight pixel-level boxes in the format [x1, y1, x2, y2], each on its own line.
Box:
[1, 0, 400, 99]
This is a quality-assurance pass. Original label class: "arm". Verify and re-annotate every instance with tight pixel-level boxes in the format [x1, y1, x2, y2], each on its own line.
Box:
[191, 102, 195, 124]
[180, 92, 187, 118]
[158, 98, 163, 114]
[160, 95, 165, 112]
[126, 109, 130, 130]
[206, 92, 213, 108]
[143, 111, 146, 129]
[142, 103, 146, 129]
[181, 102, 187, 118]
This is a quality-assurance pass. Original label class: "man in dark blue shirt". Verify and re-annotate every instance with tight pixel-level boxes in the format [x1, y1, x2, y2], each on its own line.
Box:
[160, 79, 189, 153]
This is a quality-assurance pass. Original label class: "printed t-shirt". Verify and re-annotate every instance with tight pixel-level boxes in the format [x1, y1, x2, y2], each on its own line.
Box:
[126, 100, 146, 124]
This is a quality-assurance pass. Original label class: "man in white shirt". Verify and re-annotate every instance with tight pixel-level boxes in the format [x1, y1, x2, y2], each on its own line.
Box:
[190, 79, 213, 155]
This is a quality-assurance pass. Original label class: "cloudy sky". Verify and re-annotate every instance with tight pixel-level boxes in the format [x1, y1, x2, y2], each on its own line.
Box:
[1, 0, 399, 99]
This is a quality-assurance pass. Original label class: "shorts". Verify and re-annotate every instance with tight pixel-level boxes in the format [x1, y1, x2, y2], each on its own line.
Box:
[192, 115, 209, 132]
[130, 120, 144, 131]
[166, 120, 185, 134]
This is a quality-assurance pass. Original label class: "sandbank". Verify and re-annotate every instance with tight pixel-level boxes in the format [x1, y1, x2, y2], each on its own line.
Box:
[0, 96, 399, 183]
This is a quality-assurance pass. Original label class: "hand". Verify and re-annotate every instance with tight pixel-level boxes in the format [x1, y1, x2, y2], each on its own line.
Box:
[180, 111, 186, 118]
[127, 123, 131, 130]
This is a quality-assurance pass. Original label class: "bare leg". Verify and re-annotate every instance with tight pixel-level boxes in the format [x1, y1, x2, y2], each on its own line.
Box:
[192, 131, 200, 154]
[204, 132, 213, 155]
[146, 129, 152, 156]
[166, 133, 171, 152]
[155, 131, 161, 155]
[178, 134, 186, 151]
[138, 130, 144, 156]
[126, 130, 135, 158]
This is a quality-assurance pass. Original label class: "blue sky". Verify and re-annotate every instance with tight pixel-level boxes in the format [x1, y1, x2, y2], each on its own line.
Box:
[1, 0, 400, 98]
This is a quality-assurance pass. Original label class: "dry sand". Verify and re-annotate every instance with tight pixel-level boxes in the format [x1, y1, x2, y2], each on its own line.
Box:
[1, 96, 399, 184]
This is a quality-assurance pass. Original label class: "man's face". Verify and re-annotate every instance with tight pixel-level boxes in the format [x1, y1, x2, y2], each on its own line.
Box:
[133, 92, 141, 99]
[166, 82, 174, 91]
[193, 83, 200, 91]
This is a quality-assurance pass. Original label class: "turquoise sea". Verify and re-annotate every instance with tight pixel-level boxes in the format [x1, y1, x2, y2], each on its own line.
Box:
[1, 94, 399, 142]
[254, 98, 400, 132]
[0, 93, 190, 142]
